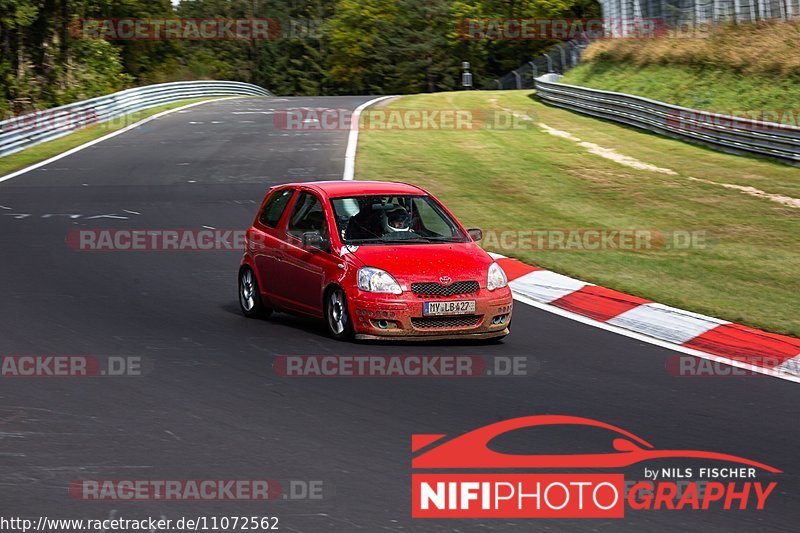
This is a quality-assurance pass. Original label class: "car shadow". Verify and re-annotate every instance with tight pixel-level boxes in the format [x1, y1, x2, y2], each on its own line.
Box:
[357, 337, 506, 347]
[220, 301, 331, 339]
[220, 302, 507, 347]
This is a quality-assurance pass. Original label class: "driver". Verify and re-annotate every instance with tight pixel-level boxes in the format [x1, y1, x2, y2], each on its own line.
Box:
[382, 205, 411, 234]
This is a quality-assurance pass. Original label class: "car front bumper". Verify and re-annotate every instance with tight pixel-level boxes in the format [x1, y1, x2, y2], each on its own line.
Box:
[349, 287, 513, 340]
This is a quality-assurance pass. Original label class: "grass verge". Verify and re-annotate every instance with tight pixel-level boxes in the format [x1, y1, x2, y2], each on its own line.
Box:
[560, 20, 800, 114]
[356, 90, 800, 336]
[560, 61, 800, 115]
[0, 97, 230, 177]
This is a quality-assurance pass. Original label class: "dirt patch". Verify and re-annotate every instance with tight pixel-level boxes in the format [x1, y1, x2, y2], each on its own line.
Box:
[689, 177, 800, 209]
[537, 123, 678, 175]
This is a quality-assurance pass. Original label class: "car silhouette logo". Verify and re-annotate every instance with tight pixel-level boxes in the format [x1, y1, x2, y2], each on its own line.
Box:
[412, 415, 781, 472]
[439, 276, 453, 285]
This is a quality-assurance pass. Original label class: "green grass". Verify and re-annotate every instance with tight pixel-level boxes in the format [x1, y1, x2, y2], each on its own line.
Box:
[560, 19, 800, 115]
[561, 61, 800, 115]
[356, 91, 800, 337]
[0, 97, 231, 177]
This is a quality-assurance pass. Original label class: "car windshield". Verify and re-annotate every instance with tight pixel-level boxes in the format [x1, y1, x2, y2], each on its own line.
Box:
[331, 195, 469, 245]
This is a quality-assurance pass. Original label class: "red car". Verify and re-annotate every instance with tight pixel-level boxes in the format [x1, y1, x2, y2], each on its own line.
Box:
[238, 181, 513, 341]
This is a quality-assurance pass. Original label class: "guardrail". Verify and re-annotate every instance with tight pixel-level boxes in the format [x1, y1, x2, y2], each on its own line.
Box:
[0, 81, 271, 158]
[534, 74, 800, 165]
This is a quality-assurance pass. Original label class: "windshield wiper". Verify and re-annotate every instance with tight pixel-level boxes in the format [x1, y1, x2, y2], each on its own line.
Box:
[378, 236, 436, 244]
[344, 236, 462, 245]
[422, 237, 463, 243]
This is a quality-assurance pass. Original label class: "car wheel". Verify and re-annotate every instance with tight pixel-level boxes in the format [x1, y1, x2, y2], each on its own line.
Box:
[325, 286, 354, 341]
[239, 267, 272, 319]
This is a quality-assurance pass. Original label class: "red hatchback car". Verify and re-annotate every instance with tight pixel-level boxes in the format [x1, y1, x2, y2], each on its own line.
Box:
[238, 181, 513, 341]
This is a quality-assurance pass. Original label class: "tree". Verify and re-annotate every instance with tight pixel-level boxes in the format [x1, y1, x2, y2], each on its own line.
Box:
[1, 0, 603, 109]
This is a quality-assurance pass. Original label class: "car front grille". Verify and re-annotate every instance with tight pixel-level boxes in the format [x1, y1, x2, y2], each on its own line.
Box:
[411, 315, 482, 329]
[411, 280, 480, 297]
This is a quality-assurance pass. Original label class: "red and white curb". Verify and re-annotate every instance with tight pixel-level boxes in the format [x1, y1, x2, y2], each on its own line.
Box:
[490, 253, 800, 383]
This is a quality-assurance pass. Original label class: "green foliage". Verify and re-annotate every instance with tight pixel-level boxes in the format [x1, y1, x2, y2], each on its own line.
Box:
[0, 0, 601, 109]
[562, 61, 800, 114]
[325, 0, 601, 94]
[562, 19, 800, 114]
[56, 39, 133, 103]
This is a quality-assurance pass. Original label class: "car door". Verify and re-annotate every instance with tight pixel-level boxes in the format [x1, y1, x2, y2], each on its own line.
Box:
[249, 187, 295, 300]
[273, 190, 340, 316]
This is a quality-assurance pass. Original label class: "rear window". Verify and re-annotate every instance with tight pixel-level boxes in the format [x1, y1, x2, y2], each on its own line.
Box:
[259, 189, 294, 228]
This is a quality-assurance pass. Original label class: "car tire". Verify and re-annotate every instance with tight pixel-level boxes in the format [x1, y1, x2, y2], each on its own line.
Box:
[325, 286, 354, 341]
[239, 267, 272, 319]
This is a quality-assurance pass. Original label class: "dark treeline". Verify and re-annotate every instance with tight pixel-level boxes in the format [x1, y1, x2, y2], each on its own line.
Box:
[0, 0, 599, 113]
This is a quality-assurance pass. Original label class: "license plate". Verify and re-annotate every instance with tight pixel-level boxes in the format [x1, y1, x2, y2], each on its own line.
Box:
[423, 300, 476, 316]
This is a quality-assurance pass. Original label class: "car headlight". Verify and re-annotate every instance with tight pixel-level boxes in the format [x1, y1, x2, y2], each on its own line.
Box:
[357, 267, 402, 295]
[487, 262, 508, 291]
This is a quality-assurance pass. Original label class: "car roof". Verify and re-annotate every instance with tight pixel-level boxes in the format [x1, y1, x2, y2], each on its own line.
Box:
[275, 180, 428, 198]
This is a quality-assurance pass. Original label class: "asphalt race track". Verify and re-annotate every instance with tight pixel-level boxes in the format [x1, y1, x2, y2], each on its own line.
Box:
[1, 96, 798, 532]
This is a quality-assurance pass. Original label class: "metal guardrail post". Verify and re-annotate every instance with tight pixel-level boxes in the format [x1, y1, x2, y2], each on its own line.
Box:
[512, 71, 523, 90]
[544, 54, 554, 73]
[555, 45, 567, 72]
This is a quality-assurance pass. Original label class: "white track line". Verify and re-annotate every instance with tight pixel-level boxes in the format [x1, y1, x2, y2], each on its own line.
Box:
[342, 96, 398, 181]
[512, 291, 800, 384]
[0, 97, 251, 185]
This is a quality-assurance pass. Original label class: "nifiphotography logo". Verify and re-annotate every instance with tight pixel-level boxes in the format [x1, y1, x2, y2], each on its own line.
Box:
[411, 415, 781, 519]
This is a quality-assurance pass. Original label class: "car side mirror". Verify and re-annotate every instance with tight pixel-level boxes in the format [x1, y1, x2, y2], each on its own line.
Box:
[467, 228, 483, 242]
[302, 230, 326, 249]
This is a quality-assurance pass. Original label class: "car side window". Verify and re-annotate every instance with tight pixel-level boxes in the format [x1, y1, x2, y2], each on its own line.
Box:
[411, 197, 456, 237]
[259, 189, 294, 228]
[287, 191, 329, 250]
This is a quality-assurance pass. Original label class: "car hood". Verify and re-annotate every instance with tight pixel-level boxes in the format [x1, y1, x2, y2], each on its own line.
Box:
[346, 242, 494, 286]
